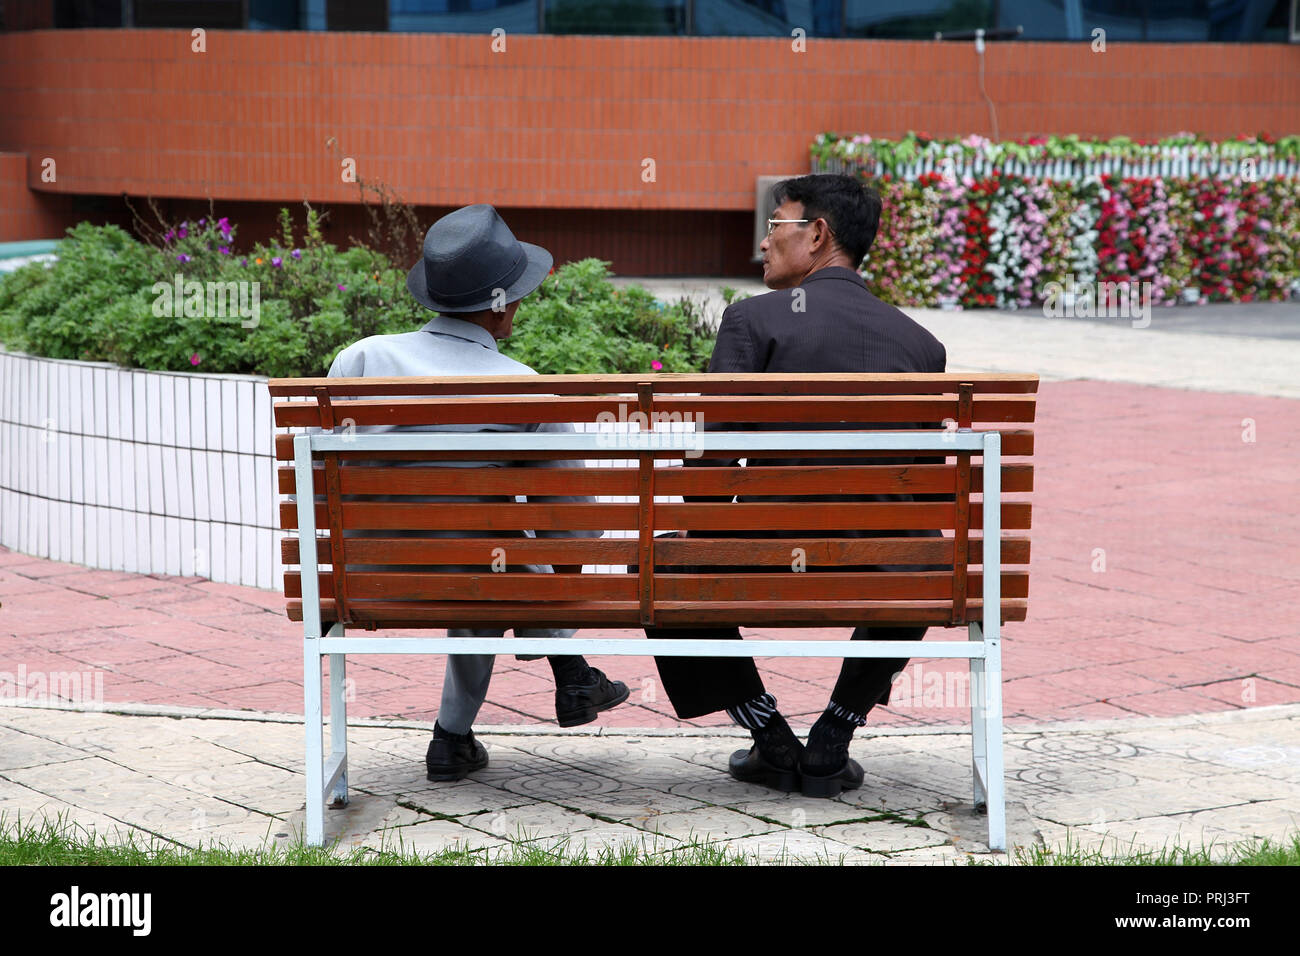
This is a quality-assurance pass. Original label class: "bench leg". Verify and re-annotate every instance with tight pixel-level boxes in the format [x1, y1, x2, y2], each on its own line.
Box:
[968, 622, 989, 811]
[981, 622, 1007, 853]
[327, 641, 349, 808]
[304, 640, 325, 847]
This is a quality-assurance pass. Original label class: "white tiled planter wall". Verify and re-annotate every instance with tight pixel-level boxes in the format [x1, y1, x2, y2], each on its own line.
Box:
[0, 348, 693, 589]
[0, 348, 281, 589]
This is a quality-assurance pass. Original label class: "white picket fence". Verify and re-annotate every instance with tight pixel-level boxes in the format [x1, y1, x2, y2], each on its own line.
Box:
[815, 151, 1300, 182]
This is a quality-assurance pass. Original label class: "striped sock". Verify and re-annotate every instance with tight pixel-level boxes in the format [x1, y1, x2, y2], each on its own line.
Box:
[826, 700, 868, 727]
[726, 693, 778, 731]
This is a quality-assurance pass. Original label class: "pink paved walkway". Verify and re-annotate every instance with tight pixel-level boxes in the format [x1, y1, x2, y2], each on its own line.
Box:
[2, 380, 1298, 730]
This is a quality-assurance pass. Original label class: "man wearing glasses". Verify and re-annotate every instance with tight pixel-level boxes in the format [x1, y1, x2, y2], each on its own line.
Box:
[648, 174, 948, 797]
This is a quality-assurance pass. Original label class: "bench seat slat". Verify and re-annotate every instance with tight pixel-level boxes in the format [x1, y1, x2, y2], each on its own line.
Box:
[285, 598, 1029, 627]
[282, 570, 1029, 602]
[279, 500, 1032, 532]
[282, 534, 1032, 567]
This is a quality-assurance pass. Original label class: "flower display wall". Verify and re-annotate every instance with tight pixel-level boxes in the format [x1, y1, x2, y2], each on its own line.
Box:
[812, 134, 1300, 309]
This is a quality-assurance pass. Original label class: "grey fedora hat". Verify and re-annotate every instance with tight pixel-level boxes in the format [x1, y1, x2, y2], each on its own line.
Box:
[406, 204, 553, 314]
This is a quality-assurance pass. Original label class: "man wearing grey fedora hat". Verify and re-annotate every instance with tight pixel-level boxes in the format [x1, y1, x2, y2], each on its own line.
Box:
[327, 204, 629, 780]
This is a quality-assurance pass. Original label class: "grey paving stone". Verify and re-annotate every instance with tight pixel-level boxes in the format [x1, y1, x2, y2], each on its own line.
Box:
[637, 806, 780, 841]
[460, 803, 607, 842]
[285, 791, 410, 849]
[1183, 741, 1300, 772]
[1025, 786, 1252, 828]
[1189, 800, 1300, 837]
[836, 778, 955, 814]
[542, 825, 671, 857]
[185, 816, 297, 852]
[718, 829, 866, 865]
[907, 308, 1300, 399]
[537, 784, 706, 823]
[103, 740, 257, 775]
[498, 766, 624, 801]
[391, 781, 533, 817]
[818, 820, 951, 853]
[921, 801, 1038, 854]
[1104, 727, 1255, 756]
[363, 818, 507, 855]
[591, 756, 717, 791]
[885, 845, 976, 865]
[168, 761, 306, 814]
[1033, 818, 1253, 861]
[668, 776, 783, 806]
[0, 725, 89, 771]
[1178, 771, 1299, 803]
[731, 794, 889, 828]
[512, 737, 661, 774]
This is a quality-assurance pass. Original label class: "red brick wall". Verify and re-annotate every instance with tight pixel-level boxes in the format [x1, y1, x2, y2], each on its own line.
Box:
[1, 29, 1297, 271]
[0, 152, 105, 241]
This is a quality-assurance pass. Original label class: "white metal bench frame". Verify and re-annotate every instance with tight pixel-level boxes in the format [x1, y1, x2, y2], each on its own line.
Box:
[292, 428, 1006, 850]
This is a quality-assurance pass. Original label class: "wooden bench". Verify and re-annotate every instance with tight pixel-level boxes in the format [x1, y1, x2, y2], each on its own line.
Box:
[270, 372, 1037, 850]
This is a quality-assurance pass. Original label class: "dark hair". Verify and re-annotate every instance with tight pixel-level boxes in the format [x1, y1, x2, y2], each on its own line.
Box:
[771, 174, 882, 267]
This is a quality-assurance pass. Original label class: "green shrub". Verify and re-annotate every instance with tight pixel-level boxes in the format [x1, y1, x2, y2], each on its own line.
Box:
[0, 211, 426, 376]
[0, 220, 715, 377]
[503, 258, 713, 374]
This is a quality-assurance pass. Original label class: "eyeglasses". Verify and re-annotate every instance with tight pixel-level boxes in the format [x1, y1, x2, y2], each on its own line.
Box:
[766, 218, 812, 236]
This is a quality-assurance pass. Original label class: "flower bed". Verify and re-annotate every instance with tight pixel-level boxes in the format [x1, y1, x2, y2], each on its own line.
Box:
[814, 134, 1300, 309]
[813, 132, 1300, 181]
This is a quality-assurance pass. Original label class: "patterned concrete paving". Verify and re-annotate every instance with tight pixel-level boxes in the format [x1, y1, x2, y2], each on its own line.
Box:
[1, 703, 1296, 863]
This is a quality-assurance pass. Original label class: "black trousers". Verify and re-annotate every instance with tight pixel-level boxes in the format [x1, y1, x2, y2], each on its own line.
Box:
[648, 623, 928, 720]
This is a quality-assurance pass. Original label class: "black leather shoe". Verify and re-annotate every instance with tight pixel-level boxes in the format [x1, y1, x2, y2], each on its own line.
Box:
[728, 712, 803, 793]
[555, 667, 630, 727]
[800, 715, 864, 798]
[426, 724, 488, 781]
[800, 756, 864, 798]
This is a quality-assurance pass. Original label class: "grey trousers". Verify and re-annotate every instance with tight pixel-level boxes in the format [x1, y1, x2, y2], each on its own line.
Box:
[438, 627, 576, 734]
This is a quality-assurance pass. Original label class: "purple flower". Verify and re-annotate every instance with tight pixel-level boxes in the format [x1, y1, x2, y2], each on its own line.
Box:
[240, 258, 248, 267]
[176, 253, 190, 263]
[198, 218, 206, 227]
[337, 283, 346, 292]
[219, 246, 230, 255]
[177, 226, 188, 239]
[163, 229, 175, 243]
[218, 217, 232, 237]
[291, 249, 301, 260]
[271, 256, 282, 268]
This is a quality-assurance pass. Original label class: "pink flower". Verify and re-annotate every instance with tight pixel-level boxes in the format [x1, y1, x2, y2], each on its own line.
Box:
[651, 360, 663, 370]
[190, 353, 201, 366]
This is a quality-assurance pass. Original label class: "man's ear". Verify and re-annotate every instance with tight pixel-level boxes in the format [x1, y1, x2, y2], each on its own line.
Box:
[811, 218, 833, 249]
